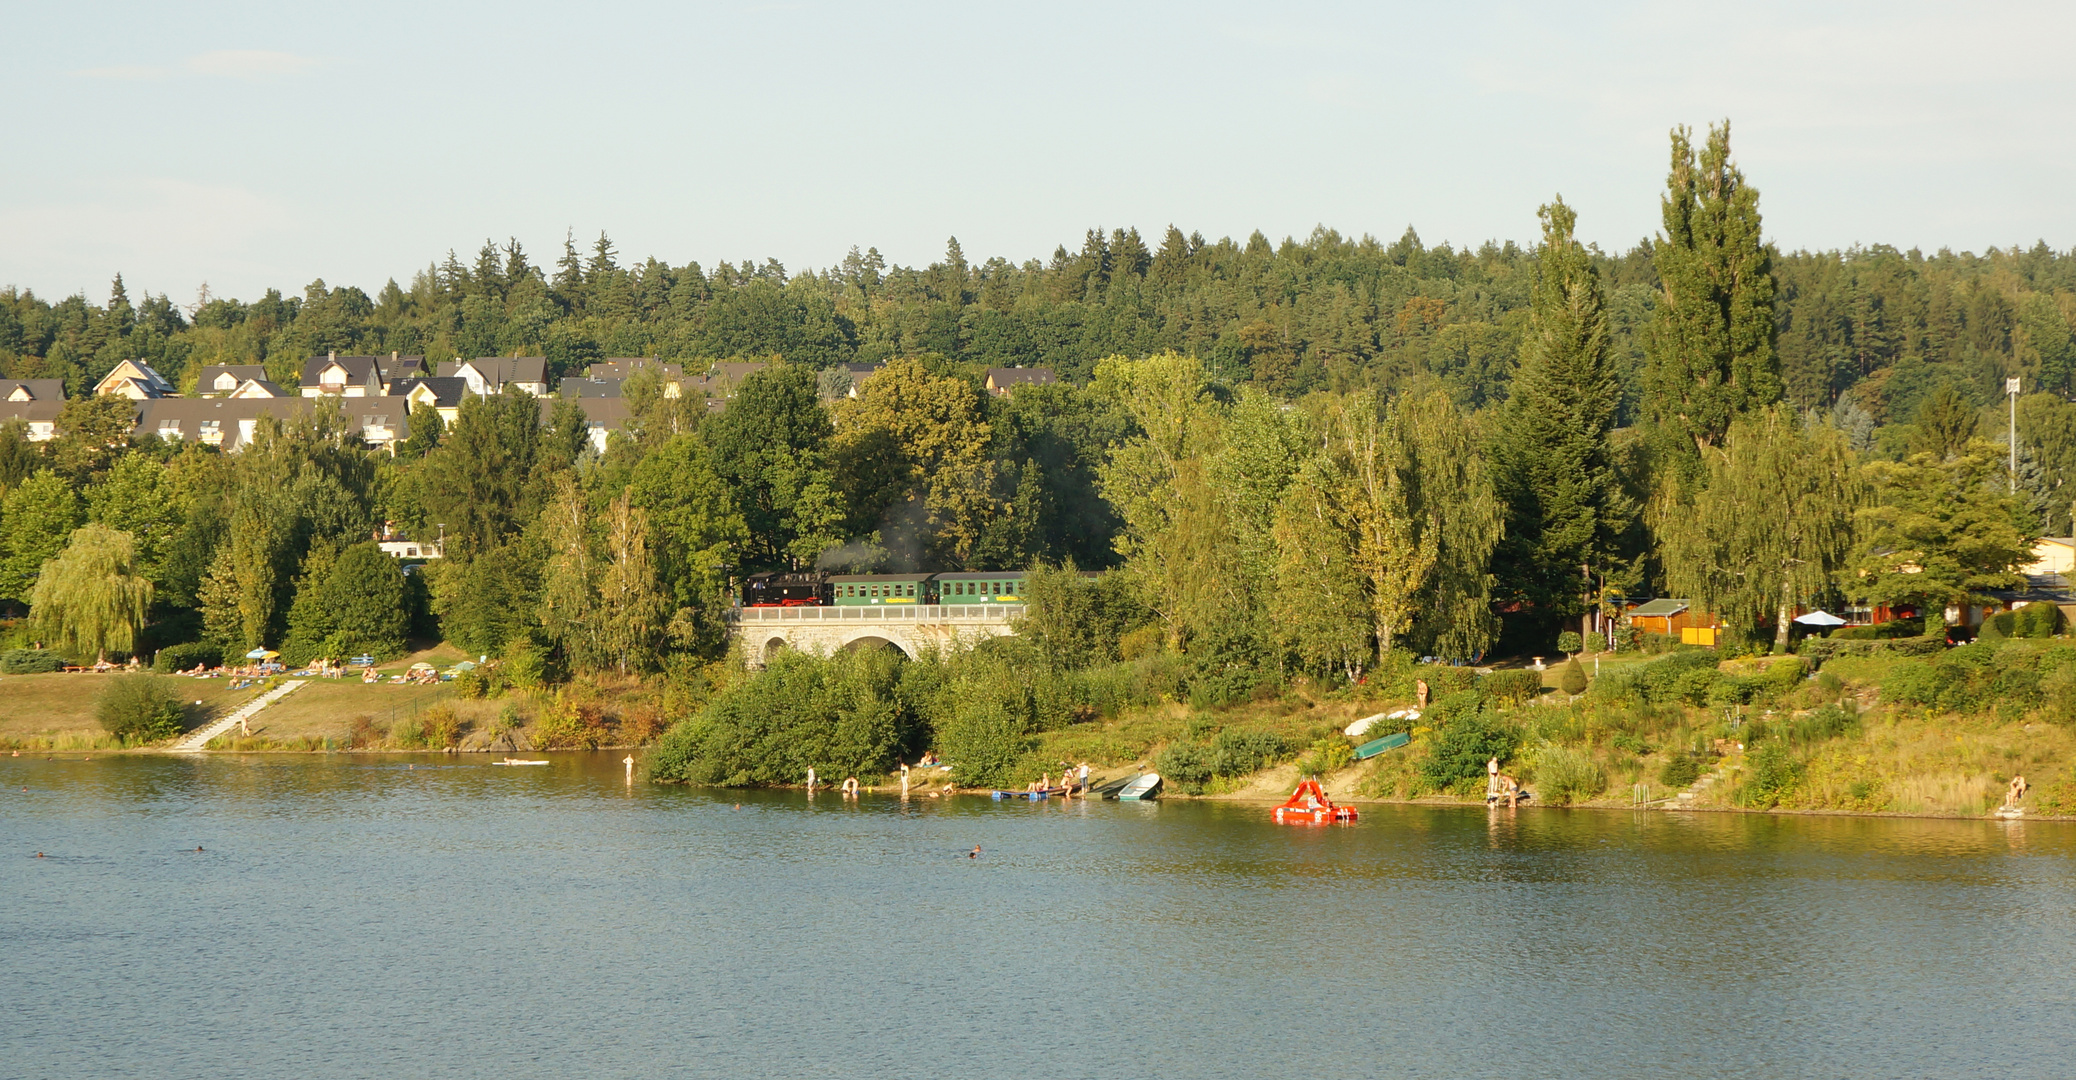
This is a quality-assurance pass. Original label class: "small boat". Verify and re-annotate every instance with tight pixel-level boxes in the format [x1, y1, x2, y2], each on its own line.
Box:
[1273, 779, 1357, 824]
[1116, 773, 1162, 801]
[990, 787, 1069, 800]
[1352, 731, 1411, 760]
[491, 758, 550, 766]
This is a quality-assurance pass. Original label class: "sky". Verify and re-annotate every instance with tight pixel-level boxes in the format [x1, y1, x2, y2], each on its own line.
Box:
[3, 0, 2072, 304]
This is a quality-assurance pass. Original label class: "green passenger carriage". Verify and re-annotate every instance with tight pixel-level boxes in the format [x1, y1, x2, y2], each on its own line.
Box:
[829, 573, 934, 605]
[930, 571, 1029, 605]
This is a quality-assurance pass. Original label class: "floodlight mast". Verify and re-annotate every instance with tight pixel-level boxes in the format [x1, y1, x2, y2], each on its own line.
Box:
[2008, 377, 2022, 493]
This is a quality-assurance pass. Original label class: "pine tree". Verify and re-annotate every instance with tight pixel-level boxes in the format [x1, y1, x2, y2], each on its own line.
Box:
[1491, 198, 1628, 624]
[1643, 121, 1782, 453]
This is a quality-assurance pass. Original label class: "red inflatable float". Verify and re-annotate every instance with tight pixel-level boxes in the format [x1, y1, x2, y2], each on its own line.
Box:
[1272, 779, 1358, 824]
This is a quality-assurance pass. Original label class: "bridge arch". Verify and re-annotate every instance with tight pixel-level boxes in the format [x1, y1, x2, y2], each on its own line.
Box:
[837, 633, 912, 659]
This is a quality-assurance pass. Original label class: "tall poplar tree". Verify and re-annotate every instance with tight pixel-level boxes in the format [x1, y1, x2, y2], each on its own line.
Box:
[1643, 121, 1782, 453]
[1491, 198, 1628, 627]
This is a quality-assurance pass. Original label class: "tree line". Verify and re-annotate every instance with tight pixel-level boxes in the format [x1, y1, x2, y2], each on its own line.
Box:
[0, 120, 2066, 680]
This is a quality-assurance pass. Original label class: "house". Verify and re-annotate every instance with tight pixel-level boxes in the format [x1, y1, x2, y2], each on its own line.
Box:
[196, 365, 267, 397]
[1625, 599, 1724, 645]
[0, 397, 63, 441]
[225, 378, 289, 399]
[561, 377, 624, 399]
[94, 360, 175, 399]
[136, 397, 411, 453]
[587, 358, 682, 379]
[1, 379, 65, 404]
[438, 356, 549, 397]
[541, 395, 628, 455]
[984, 366, 1057, 396]
[707, 361, 768, 392]
[2022, 537, 2076, 587]
[300, 353, 386, 397]
[389, 377, 468, 426]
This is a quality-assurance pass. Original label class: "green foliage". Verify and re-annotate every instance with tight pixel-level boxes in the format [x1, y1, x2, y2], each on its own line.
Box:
[1479, 669, 1543, 705]
[152, 641, 221, 673]
[1738, 741, 1804, 808]
[1018, 561, 1146, 670]
[1297, 736, 1356, 776]
[95, 674, 185, 744]
[0, 470, 84, 601]
[0, 648, 63, 674]
[1557, 657, 1588, 696]
[1557, 631, 1582, 656]
[1418, 702, 1517, 792]
[1978, 601, 2062, 642]
[1533, 745, 1605, 805]
[281, 541, 408, 666]
[646, 648, 915, 787]
[1659, 754, 1702, 788]
[28, 524, 153, 662]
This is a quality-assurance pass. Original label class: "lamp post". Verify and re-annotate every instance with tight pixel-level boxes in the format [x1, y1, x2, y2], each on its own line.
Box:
[2008, 377, 2022, 493]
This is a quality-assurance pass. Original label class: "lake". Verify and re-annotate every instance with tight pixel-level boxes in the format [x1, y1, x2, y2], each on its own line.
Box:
[5, 751, 2069, 1079]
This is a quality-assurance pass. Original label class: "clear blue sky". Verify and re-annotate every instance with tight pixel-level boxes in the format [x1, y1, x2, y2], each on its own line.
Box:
[3, 1, 2070, 303]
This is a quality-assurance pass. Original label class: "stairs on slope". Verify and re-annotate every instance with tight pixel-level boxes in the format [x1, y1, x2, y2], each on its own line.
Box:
[168, 680, 307, 752]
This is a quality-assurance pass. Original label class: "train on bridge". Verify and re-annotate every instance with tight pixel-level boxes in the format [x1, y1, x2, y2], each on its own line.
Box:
[741, 570, 1033, 608]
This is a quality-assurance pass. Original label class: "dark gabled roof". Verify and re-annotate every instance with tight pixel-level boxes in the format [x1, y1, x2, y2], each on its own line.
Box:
[0, 399, 63, 425]
[1, 378, 66, 402]
[830, 574, 935, 583]
[391, 377, 468, 408]
[538, 396, 630, 429]
[302, 354, 383, 387]
[454, 356, 549, 385]
[377, 355, 426, 381]
[230, 379, 289, 398]
[587, 358, 681, 379]
[1628, 599, 1691, 618]
[561, 377, 624, 398]
[135, 396, 410, 443]
[198, 365, 266, 391]
[985, 366, 1057, 389]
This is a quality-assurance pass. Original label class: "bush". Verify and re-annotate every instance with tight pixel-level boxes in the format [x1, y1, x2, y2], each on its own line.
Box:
[1799, 634, 1945, 666]
[1208, 727, 1290, 777]
[1481, 669, 1543, 705]
[1154, 740, 1214, 793]
[1418, 704, 1517, 792]
[1787, 703, 1859, 744]
[152, 642, 221, 673]
[1557, 631, 1583, 657]
[1534, 745, 1605, 806]
[1557, 658, 1588, 696]
[1297, 736, 1355, 776]
[647, 649, 916, 787]
[1659, 755, 1702, 788]
[0, 648, 63, 674]
[1739, 741, 1804, 808]
[96, 674, 185, 744]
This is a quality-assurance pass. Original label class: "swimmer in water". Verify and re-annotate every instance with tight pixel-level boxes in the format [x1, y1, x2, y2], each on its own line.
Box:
[969, 846, 981, 859]
[195, 846, 204, 852]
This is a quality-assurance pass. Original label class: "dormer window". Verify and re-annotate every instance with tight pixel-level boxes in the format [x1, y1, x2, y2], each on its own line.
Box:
[7, 386, 28, 401]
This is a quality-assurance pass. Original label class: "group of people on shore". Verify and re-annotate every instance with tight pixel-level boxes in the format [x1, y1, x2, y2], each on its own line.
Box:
[1026, 761, 1092, 797]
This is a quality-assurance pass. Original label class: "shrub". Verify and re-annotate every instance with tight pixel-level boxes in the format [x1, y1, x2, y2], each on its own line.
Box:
[1297, 736, 1355, 776]
[1208, 727, 1290, 777]
[1557, 631, 1583, 657]
[1659, 754, 1702, 789]
[96, 674, 185, 744]
[1154, 740, 1214, 793]
[532, 697, 609, 750]
[1419, 704, 1517, 792]
[1787, 703, 1859, 744]
[646, 648, 916, 787]
[1739, 741, 1804, 808]
[0, 648, 64, 674]
[1481, 669, 1542, 705]
[1534, 745, 1605, 806]
[1557, 658, 1588, 696]
[2017, 601, 2064, 638]
[152, 642, 221, 673]
[453, 670, 488, 699]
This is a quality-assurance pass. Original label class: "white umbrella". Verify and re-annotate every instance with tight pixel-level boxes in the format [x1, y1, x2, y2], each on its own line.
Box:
[1793, 611, 1848, 627]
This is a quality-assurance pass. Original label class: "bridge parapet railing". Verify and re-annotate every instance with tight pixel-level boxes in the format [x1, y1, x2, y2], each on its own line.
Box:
[728, 604, 1025, 624]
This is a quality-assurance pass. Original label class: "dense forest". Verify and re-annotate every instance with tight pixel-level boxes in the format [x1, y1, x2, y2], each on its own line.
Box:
[3, 122, 2075, 699]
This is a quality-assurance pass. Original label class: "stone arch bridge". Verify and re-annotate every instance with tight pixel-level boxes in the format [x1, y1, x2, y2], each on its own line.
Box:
[728, 604, 1024, 666]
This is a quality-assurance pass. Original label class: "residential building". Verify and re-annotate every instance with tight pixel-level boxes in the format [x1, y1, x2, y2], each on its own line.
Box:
[94, 360, 175, 399]
[196, 365, 267, 397]
[438, 356, 549, 397]
[136, 397, 411, 453]
[1, 379, 65, 404]
[225, 378, 289, 399]
[984, 366, 1057, 396]
[542, 395, 628, 455]
[301, 353, 385, 397]
[587, 358, 682, 379]
[389, 377, 469, 426]
[561, 377, 624, 399]
[0, 395, 64, 440]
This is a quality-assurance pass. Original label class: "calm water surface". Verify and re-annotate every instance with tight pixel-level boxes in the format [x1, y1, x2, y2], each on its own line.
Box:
[5, 752, 2071, 1079]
